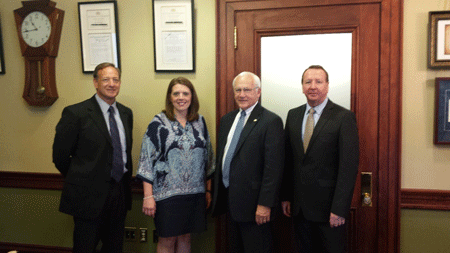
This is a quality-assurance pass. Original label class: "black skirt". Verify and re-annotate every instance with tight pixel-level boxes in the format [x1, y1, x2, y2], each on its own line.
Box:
[154, 193, 206, 238]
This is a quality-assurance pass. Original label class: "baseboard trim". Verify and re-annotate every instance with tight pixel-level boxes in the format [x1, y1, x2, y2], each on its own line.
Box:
[0, 242, 72, 253]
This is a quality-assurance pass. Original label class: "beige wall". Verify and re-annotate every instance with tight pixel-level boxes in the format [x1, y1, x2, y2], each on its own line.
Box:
[401, 1, 450, 252]
[3, 0, 446, 189]
[402, 0, 450, 189]
[0, 0, 216, 251]
[0, 0, 216, 174]
[2, 0, 450, 252]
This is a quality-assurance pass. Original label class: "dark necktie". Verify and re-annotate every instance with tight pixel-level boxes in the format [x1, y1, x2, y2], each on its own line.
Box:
[222, 110, 246, 188]
[109, 106, 124, 182]
[303, 108, 315, 153]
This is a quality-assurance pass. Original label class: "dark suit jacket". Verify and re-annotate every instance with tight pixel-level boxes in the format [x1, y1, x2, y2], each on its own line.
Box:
[53, 95, 133, 219]
[282, 99, 359, 222]
[211, 103, 284, 222]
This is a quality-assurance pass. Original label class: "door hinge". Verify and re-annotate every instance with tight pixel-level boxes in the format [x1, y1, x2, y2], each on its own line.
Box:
[234, 26, 237, 49]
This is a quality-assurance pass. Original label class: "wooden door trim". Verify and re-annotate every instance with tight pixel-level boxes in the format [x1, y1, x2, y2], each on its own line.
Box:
[216, 0, 402, 252]
[378, 1, 402, 252]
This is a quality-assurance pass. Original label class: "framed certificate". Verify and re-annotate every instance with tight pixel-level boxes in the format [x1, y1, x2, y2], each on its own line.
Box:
[0, 14, 5, 74]
[428, 11, 450, 68]
[78, 1, 121, 73]
[434, 78, 450, 144]
[153, 0, 195, 72]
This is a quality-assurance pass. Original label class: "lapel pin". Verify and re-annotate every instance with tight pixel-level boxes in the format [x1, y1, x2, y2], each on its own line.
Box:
[253, 119, 258, 122]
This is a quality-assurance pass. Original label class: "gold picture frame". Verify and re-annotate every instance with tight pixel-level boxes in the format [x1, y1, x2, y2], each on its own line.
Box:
[428, 11, 450, 68]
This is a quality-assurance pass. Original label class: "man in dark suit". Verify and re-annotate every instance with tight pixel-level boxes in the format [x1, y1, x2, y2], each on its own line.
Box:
[211, 71, 284, 253]
[53, 63, 133, 253]
[281, 65, 359, 253]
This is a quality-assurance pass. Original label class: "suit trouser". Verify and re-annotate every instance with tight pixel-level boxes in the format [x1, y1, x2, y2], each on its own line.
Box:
[224, 187, 273, 253]
[73, 180, 127, 253]
[293, 213, 347, 253]
[228, 217, 273, 253]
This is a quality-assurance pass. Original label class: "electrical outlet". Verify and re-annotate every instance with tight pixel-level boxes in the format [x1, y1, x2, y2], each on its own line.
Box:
[124, 227, 137, 242]
[139, 228, 147, 242]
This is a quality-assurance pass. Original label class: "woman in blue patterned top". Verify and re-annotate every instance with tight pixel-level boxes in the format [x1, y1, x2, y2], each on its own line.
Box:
[137, 77, 214, 253]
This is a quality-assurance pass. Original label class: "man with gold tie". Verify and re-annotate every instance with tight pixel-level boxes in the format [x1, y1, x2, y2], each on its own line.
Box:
[281, 65, 359, 253]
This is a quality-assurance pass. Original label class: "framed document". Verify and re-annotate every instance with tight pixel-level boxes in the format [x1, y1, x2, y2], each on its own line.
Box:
[153, 0, 195, 72]
[0, 14, 5, 74]
[78, 1, 121, 73]
[428, 11, 450, 69]
[434, 78, 450, 144]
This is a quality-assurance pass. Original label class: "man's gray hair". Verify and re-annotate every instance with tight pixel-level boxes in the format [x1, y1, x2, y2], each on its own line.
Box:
[232, 71, 261, 88]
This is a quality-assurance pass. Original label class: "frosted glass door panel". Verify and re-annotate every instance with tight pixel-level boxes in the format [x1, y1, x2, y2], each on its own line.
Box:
[261, 33, 352, 124]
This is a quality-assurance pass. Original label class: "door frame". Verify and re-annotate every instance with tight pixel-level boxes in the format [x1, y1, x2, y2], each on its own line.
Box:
[215, 0, 402, 252]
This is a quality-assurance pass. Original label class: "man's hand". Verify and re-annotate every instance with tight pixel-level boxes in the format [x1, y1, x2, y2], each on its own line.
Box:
[281, 201, 291, 217]
[329, 212, 345, 227]
[255, 205, 271, 225]
[205, 191, 212, 209]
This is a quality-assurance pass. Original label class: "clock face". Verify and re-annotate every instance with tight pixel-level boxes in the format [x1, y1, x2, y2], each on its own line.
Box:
[21, 11, 52, 48]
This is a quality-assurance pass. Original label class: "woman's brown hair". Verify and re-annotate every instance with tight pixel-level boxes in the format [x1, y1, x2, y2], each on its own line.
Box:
[163, 77, 199, 122]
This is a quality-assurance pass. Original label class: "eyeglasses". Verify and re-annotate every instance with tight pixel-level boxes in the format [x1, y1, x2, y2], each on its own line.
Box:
[233, 87, 258, 94]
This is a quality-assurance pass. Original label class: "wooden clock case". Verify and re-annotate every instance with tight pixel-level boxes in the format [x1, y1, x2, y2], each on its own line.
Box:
[14, 0, 64, 106]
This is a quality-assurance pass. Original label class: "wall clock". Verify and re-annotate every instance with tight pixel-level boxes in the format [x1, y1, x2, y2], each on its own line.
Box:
[14, 0, 64, 106]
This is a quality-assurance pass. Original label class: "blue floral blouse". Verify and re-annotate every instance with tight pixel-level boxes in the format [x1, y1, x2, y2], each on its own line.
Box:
[136, 112, 215, 201]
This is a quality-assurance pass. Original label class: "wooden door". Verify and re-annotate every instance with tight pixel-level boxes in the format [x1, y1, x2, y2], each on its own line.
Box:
[215, 0, 402, 253]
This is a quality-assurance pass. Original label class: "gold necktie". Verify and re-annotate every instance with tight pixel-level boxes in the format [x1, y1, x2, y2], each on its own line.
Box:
[303, 108, 315, 152]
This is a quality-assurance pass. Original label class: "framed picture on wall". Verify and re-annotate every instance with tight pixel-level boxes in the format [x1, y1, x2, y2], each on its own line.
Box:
[0, 14, 5, 74]
[152, 0, 195, 72]
[78, 1, 121, 73]
[434, 78, 450, 144]
[428, 11, 450, 69]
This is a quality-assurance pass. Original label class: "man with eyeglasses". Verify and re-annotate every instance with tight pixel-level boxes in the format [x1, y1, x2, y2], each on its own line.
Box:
[53, 62, 133, 253]
[211, 71, 284, 253]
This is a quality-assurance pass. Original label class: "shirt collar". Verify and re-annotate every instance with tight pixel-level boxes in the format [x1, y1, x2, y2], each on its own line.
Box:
[306, 97, 328, 116]
[95, 94, 118, 115]
[240, 101, 258, 116]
